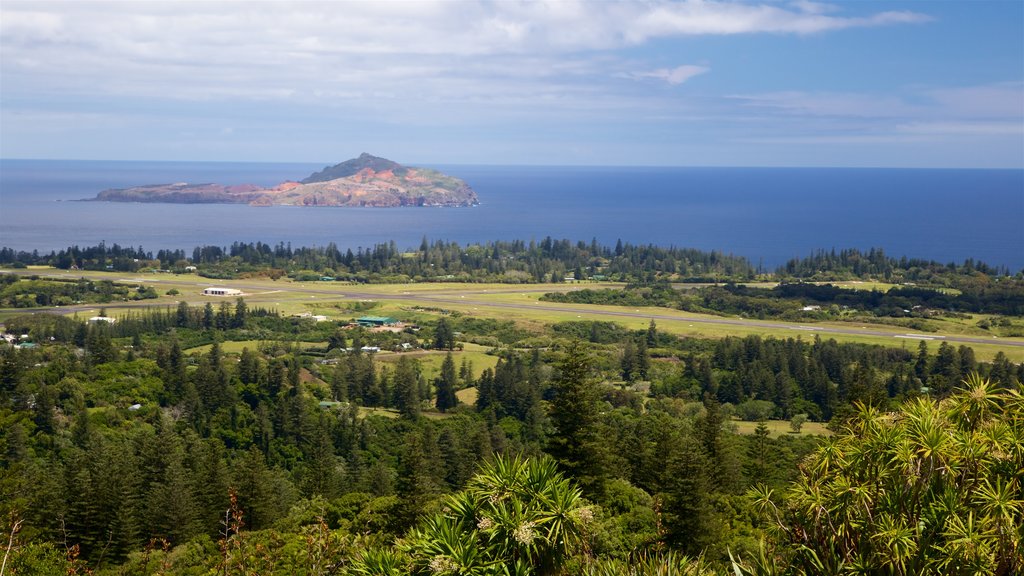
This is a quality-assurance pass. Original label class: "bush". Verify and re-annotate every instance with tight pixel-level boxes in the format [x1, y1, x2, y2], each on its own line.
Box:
[751, 374, 1024, 575]
[735, 399, 776, 421]
[789, 413, 808, 433]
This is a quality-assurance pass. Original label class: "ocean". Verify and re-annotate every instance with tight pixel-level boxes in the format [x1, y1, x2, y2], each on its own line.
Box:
[1, 159, 1022, 271]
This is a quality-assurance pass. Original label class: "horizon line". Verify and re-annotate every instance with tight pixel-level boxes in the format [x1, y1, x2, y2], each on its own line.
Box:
[1, 157, 1022, 171]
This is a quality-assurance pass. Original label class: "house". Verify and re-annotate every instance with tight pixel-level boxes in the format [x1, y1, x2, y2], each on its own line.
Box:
[88, 316, 116, 324]
[356, 316, 398, 327]
[184, 265, 197, 272]
[203, 287, 243, 296]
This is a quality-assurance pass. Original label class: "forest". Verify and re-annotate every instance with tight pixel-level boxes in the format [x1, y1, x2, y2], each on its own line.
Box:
[1, 238, 1023, 574]
[1, 288, 1021, 574]
[1, 241, 1020, 285]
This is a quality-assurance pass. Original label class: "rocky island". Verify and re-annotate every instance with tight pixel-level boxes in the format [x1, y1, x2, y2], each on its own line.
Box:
[92, 153, 479, 207]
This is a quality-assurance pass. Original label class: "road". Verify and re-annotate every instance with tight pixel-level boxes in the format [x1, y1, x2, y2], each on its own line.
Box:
[3, 270, 1022, 349]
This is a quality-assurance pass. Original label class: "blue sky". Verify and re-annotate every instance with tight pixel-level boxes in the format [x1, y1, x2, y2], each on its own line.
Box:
[1, 0, 1021, 167]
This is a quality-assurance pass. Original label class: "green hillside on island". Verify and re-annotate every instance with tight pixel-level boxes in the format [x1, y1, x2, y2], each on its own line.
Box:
[92, 153, 479, 207]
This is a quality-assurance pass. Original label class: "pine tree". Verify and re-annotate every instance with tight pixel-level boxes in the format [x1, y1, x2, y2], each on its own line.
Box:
[548, 340, 610, 495]
[231, 297, 248, 328]
[176, 300, 191, 328]
[394, 356, 421, 419]
[646, 319, 658, 346]
[434, 352, 458, 412]
[433, 317, 455, 350]
[636, 338, 650, 380]
[661, 433, 720, 555]
[475, 367, 496, 413]
[300, 414, 341, 498]
[203, 302, 214, 330]
[396, 424, 444, 527]
[621, 339, 637, 381]
[238, 347, 261, 386]
[745, 420, 771, 485]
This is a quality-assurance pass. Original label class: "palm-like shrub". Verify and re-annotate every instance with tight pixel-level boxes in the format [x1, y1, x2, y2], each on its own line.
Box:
[348, 454, 594, 576]
[582, 550, 718, 576]
[750, 374, 1023, 575]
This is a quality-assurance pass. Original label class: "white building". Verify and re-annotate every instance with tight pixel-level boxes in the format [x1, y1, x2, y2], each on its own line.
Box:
[88, 316, 116, 324]
[203, 287, 243, 296]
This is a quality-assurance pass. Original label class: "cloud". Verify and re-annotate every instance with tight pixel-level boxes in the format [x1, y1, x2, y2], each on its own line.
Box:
[0, 0, 931, 115]
[723, 84, 1024, 153]
[789, 1, 840, 15]
[727, 83, 1024, 122]
[624, 1, 929, 41]
[0, 1, 930, 70]
[632, 65, 710, 85]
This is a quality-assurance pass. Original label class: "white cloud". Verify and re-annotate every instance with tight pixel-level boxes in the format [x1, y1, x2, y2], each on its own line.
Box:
[625, 2, 928, 41]
[632, 65, 710, 85]
[728, 84, 1024, 123]
[0, 1, 931, 102]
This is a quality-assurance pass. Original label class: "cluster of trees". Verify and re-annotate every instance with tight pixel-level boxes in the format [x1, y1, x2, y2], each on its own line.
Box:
[544, 277, 1024, 321]
[0, 275, 158, 308]
[1, 238, 756, 283]
[778, 247, 1019, 281]
[0, 241, 157, 271]
[6, 243, 1019, 286]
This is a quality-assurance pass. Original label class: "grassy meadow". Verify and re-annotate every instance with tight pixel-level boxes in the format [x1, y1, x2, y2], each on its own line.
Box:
[4, 268, 1023, 362]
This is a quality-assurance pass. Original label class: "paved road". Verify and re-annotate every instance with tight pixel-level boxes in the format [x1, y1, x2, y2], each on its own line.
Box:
[3, 270, 1022, 349]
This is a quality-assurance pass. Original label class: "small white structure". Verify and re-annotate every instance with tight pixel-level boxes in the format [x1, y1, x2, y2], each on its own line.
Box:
[203, 287, 243, 296]
[89, 316, 116, 324]
[184, 265, 197, 272]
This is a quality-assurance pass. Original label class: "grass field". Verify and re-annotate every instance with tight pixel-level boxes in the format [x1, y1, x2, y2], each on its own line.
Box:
[185, 340, 322, 354]
[731, 419, 831, 438]
[456, 386, 479, 405]
[375, 343, 500, 381]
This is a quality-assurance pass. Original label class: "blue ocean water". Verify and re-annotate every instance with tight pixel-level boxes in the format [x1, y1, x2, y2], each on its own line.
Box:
[1, 159, 1022, 271]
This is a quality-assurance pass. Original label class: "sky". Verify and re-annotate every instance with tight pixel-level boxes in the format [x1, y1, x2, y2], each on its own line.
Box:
[1, 0, 1022, 167]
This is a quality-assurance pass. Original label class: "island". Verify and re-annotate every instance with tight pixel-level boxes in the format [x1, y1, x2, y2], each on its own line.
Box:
[91, 153, 479, 207]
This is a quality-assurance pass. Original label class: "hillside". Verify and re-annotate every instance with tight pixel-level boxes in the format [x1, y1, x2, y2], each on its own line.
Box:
[92, 153, 479, 207]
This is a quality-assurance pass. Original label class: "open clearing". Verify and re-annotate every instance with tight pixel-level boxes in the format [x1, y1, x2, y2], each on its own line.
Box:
[375, 343, 500, 381]
[731, 419, 831, 438]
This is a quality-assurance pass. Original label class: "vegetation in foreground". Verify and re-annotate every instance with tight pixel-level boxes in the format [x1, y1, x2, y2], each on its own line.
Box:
[0, 241, 1021, 574]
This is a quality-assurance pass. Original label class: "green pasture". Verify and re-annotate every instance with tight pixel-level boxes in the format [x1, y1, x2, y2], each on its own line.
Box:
[185, 340, 321, 354]
[731, 419, 831, 438]
[7, 268, 1023, 363]
[456, 386, 479, 405]
[375, 343, 500, 381]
